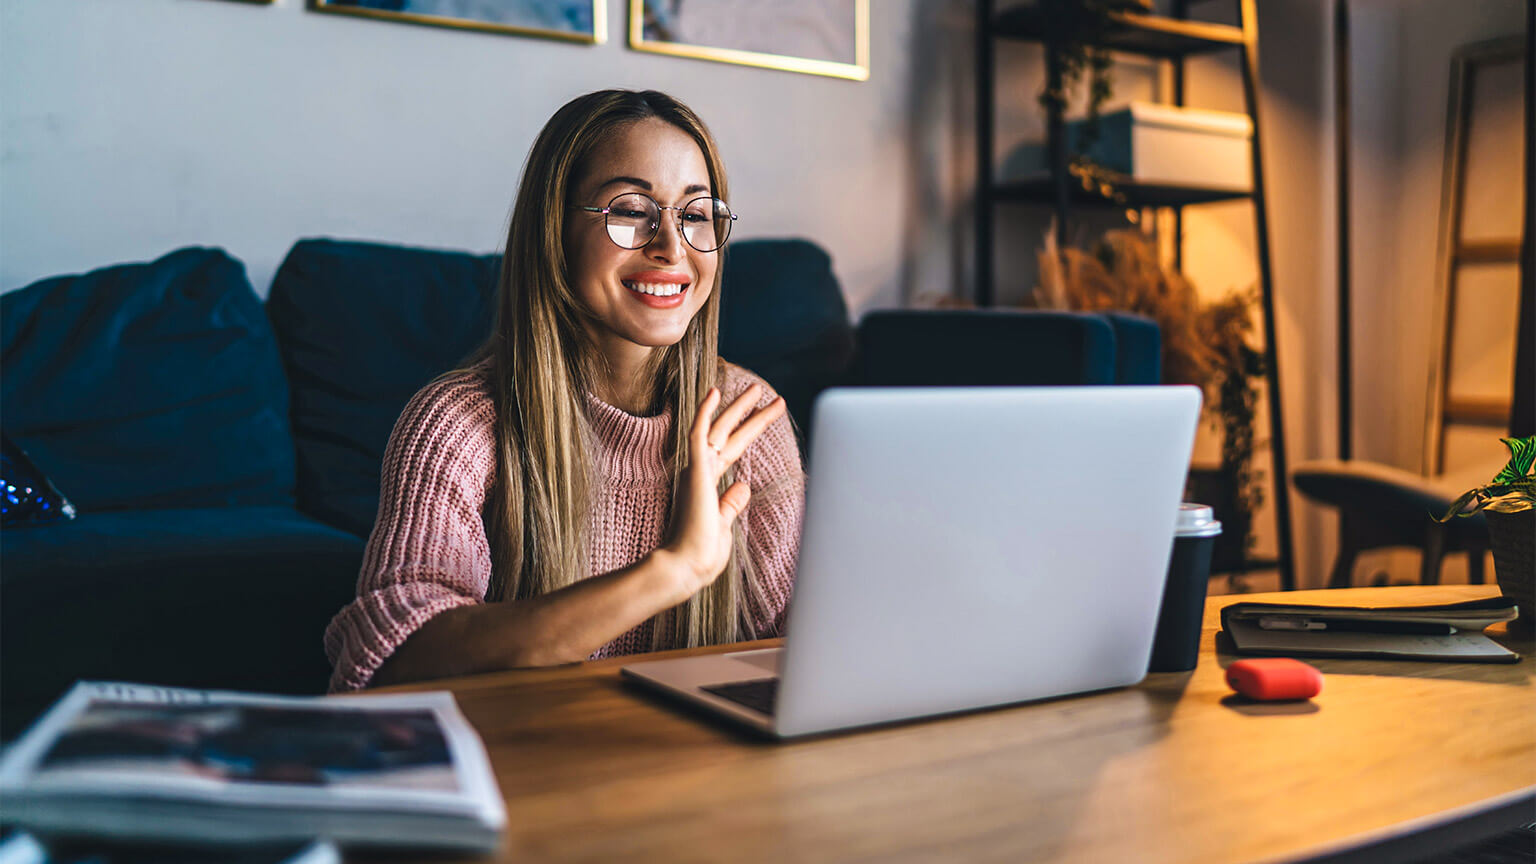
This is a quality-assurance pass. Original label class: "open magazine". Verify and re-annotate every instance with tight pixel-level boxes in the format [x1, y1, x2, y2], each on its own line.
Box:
[0, 683, 505, 852]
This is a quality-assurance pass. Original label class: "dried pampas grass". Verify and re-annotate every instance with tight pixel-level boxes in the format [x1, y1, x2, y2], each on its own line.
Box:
[1035, 227, 1230, 390]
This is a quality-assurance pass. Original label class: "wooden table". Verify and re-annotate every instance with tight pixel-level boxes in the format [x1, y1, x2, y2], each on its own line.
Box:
[366, 585, 1535, 863]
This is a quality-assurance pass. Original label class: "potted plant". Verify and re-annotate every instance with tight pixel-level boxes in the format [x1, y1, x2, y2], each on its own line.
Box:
[1438, 436, 1536, 631]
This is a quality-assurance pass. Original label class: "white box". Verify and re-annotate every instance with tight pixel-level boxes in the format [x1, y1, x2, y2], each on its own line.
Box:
[1002, 102, 1253, 192]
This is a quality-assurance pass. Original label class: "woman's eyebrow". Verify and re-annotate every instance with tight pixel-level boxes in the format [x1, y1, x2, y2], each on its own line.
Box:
[596, 176, 711, 196]
[598, 175, 652, 191]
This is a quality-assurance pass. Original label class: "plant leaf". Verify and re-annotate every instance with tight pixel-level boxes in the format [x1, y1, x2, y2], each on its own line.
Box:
[1436, 488, 1484, 522]
[1492, 436, 1536, 484]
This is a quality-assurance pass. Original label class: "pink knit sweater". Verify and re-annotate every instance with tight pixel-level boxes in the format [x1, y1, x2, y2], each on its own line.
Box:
[323, 363, 805, 692]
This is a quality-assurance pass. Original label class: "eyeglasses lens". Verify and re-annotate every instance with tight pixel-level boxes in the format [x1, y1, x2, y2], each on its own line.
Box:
[603, 194, 732, 252]
[604, 194, 656, 250]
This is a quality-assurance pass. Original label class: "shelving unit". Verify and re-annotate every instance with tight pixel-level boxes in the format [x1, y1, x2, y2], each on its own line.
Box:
[975, 0, 1296, 590]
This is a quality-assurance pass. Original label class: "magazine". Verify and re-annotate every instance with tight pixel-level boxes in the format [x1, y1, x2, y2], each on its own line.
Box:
[0, 683, 505, 852]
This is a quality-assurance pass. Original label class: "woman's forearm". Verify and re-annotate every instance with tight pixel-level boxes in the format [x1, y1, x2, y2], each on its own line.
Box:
[369, 549, 699, 687]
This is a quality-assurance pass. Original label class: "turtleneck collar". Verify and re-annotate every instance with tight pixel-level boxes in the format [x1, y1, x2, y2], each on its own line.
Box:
[583, 391, 674, 486]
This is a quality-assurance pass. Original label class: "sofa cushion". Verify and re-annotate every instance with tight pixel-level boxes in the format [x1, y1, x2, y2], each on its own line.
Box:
[855, 309, 1118, 386]
[0, 248, 295, 511]
[266, 239, 500, 537]
[1103, 312, 1163, 385]
[0, 506, 365, 739]
[718, 238, 854, 438]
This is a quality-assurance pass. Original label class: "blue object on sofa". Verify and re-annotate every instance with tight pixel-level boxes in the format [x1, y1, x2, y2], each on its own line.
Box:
[0, 248, 364, 739]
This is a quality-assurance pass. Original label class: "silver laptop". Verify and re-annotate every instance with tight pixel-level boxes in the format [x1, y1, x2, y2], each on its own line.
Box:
[621, 386, 1202, 738]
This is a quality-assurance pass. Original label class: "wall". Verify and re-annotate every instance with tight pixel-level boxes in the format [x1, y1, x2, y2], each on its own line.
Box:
[1346, 0, 1524, 585]
[0, 0, 928, 311]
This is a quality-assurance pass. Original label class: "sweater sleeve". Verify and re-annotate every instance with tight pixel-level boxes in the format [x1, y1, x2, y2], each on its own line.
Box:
[724, 366, 806, 637]
[323, 374, 498, 692]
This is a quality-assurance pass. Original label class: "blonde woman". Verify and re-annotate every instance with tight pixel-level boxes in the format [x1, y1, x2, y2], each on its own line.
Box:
[324, 90, 804, 690]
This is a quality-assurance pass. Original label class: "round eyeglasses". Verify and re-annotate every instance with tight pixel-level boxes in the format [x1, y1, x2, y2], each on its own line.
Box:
[577, 192, 736, 253]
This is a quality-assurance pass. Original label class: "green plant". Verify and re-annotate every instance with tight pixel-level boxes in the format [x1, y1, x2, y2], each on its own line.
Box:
[1034, 1, 1124, 162]
[1437, 437, 1536, 520]
[1034, 0, 1150, 203]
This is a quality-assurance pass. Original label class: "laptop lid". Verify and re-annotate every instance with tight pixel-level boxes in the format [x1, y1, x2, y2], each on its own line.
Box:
[771, 386, 1201, 738]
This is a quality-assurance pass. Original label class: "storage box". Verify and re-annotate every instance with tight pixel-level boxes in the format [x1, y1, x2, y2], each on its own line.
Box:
[1001, 102, 1253, 192]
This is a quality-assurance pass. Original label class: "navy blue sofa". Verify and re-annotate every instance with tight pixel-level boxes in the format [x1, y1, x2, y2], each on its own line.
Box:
[1, 238, 1156, 738]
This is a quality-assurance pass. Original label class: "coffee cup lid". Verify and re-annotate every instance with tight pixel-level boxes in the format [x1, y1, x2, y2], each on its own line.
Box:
[1176, 503, 1223, 537]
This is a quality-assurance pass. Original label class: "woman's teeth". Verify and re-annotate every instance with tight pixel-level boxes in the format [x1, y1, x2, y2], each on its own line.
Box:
[623, 281, 686, 297]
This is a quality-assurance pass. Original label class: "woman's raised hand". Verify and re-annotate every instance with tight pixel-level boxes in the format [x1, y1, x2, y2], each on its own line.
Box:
[662, 383, 786, 594]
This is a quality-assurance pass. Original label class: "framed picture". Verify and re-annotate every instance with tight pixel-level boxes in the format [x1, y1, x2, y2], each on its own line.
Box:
[310, 0, 606, 44]
[629, 0, 868, 81]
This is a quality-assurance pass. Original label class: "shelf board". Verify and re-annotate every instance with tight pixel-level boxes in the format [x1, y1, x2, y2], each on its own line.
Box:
[992, 6, 1245, 58]
[993, 174, 1251, 208]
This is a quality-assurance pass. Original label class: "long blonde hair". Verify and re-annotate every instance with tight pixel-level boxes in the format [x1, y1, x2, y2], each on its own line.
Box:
[451, 89, 766, 652]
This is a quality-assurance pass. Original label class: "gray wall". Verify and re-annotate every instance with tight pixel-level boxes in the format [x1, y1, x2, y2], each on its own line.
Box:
[1, 0, 952, 312]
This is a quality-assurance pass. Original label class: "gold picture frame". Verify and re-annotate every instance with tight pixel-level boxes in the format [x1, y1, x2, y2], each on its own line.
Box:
[310, 0, 607, 44]
[629, 0, 869, 81]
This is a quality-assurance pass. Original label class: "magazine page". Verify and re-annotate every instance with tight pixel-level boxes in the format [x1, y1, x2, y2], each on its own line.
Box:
[0, 683, 503, 828]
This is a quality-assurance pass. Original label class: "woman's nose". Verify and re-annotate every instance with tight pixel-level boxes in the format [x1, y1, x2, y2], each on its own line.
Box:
[646, 211, 686, 259]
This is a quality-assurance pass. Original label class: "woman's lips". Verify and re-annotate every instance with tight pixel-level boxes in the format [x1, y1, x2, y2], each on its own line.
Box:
[621, 272, 690, 309]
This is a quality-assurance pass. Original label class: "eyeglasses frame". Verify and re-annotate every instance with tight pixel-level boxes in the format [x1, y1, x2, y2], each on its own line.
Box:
[576, 192, 738, 253]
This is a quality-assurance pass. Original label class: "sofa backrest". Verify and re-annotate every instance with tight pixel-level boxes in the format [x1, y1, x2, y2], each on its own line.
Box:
[718, 239, 855, 438]
[266, 239, 500, 537]
[854, 309, 1162, 387]
[267, 236, 855, 537]
[1, 248, 296, 511]
[855, 309, 1119, 386]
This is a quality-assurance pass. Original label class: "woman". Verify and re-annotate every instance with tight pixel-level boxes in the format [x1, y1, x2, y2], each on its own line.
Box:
[324, 90, 804, 691]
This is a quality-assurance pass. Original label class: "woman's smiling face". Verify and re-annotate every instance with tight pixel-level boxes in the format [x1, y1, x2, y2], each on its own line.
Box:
[565, 117, 719, 365]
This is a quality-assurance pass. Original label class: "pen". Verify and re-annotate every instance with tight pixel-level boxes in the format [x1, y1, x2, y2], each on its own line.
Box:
[1256, 616, 1457, 636]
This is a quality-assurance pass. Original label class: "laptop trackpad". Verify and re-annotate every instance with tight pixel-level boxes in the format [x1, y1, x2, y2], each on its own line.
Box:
[724, 648, 782, 674]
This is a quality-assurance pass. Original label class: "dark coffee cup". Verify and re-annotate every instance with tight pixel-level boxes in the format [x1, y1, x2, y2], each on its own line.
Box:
[1148, 504, 1222, 673]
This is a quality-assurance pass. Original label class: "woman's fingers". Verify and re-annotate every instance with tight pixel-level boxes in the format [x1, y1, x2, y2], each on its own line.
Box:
[720, 397, 786, 463]
[708, 383, 761, 448]
[718, 481, 752, 523]
[691, 388, 721, 451]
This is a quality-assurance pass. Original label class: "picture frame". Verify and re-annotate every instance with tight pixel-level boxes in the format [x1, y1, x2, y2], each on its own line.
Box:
[628, 0, 869, 81]
[310, 0, 607, 44]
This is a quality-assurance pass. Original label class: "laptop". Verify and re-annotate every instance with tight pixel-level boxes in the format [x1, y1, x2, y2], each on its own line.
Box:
[621, 386, 1202, 739]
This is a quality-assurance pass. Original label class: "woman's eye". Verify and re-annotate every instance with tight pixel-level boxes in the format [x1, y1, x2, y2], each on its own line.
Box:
[613, 209, 649, 220]
[682, 212, 709, 223]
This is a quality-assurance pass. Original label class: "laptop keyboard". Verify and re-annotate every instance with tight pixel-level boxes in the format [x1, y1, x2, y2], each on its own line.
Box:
[702, 678, 779, 716]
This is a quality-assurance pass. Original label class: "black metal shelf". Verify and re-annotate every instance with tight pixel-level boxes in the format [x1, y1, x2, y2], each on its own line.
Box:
[975, 0, 1298, 592]
[994, 174, 1252, 208]
[992, 5, 1244, 57]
